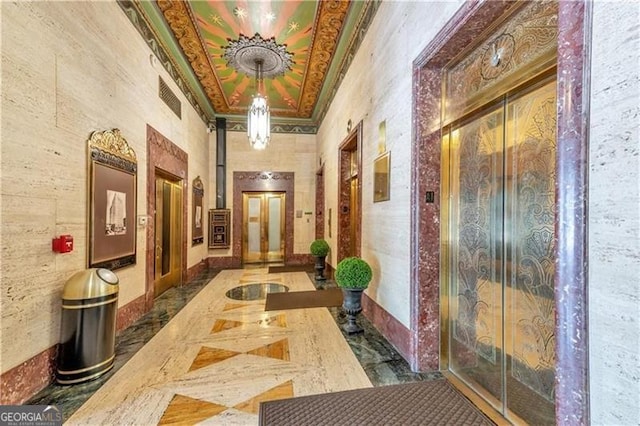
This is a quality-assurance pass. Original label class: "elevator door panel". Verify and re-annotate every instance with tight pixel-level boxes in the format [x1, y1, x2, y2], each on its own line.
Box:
[449, 106, 505, 405]
[504, 81, 557, 420]
[154, 177, 183, 297]
[447, 80, 556, 424]
[243, 192, 285, 264]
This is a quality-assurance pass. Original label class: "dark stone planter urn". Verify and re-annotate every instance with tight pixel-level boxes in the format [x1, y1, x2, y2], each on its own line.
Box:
[314, 255, 327, 281]
[341, 288, 364, 334]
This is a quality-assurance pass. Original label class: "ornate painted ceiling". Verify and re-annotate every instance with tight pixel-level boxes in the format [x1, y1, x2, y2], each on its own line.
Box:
[119, 1, 380, 132]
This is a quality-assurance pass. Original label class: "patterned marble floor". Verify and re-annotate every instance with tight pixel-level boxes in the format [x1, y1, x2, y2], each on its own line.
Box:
[66, 269, 373, 424]
[29, 267, 441, 424]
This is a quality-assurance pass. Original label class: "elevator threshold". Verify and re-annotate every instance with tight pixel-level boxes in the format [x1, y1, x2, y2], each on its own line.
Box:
[243, 261, 285, 269]
[442, 372, 513, 426]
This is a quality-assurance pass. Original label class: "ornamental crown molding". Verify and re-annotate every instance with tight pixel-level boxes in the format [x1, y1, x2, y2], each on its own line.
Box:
[88, 129, 137, 164]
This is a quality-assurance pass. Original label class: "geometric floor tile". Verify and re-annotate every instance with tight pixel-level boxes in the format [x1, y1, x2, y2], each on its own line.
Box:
[159, 354, 303, 407]
[223, 303, 247, 311]
[200, 327, 293, 354]
[211, 319, 245, 333]
[247, 338, 290, 361]
[158, 394, 227, 425]
[188, 346, 240, 372]
[233, 380, 294, 414]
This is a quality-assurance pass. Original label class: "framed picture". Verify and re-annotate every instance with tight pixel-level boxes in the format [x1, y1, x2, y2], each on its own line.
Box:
[88, 129, 138, 270]
[373, 152, 390, 202]
[192, 176, 204, 245]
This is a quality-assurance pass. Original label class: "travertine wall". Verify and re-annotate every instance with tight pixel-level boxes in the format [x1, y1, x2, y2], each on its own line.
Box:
[317, 1, 463, 327]
[588, 2, 640, 424]
[208, 131, 316, 257]
[1, 2, 209, 374]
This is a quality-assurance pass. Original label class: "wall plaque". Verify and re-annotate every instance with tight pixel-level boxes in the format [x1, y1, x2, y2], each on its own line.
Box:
[209, 209, 230, 249]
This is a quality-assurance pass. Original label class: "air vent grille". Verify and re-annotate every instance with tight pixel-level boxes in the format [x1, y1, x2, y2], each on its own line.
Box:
[159, 77, 181, 119]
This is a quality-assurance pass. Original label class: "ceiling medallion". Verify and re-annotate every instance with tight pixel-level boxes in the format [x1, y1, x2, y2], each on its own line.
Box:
[223, 33, 294, 78]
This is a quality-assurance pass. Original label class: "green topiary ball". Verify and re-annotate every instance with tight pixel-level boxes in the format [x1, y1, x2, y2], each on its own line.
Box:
[310, 239, 330, 256]
[335, 257, 372, 289]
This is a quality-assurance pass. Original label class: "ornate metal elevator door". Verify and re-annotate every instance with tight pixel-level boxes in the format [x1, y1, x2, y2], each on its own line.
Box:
[242, 192, 285, 264]
[446, 80, 557, 424]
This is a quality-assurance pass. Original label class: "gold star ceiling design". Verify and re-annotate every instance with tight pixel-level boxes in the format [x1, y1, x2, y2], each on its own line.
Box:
[120, 1, 380, 131]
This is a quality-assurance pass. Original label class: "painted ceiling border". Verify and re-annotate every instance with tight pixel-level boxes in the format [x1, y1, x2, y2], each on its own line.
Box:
[314, 0, 382, 126]
[225, 120, 317, 135]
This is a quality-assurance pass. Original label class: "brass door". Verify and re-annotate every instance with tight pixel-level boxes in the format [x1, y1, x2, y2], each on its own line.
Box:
[444, 79, 557, 424]
[154, 176, 183, 296]
[242, 192, 285, 264]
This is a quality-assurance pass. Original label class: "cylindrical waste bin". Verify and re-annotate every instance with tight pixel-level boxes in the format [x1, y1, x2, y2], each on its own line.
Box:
[56, 268, 119, 384]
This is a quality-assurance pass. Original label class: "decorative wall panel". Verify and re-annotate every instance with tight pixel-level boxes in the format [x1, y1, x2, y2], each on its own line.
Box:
[445, 1, 558, 121]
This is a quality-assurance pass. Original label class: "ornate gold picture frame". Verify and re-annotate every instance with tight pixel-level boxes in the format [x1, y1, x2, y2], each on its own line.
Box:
[88, 129, 137, 270]
[373, 152, 390, 202]
[192, 176, 204, 245]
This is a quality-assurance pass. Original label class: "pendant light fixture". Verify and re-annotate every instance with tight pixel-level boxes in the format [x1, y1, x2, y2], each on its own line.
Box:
[247, 60, 270, 150]
[223, 33, 294, 150]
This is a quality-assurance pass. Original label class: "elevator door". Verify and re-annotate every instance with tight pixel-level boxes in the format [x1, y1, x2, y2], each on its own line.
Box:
[242, 192, 285, 264]
[446, 79, 556, 424]
[154, 176, 183, 296]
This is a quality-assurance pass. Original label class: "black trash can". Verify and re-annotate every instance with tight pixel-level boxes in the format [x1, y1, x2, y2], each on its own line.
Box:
[56, 268, 119, 384]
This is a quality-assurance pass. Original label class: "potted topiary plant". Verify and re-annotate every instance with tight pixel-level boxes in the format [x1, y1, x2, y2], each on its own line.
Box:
[310, 239, 330, 281]
[335, 256, 372, 334]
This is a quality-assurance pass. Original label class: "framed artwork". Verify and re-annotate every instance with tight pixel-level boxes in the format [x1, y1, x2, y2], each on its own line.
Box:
[88, 129, 137, 270]
[192, 176, 204, 245]
[373, 151, 390, 202]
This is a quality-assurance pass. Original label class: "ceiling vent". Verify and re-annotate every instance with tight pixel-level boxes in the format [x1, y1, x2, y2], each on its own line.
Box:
[159, 76, 181, 119]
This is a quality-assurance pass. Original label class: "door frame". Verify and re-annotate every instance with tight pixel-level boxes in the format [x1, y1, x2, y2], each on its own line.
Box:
[146, 125, 188, 309]
[337, 121, 363, 262]
[232, 171, 302, 265]
[409, 1, 591, 424]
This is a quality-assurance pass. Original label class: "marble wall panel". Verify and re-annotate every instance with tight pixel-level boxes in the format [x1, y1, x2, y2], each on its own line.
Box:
[0, 1, 209, 403]
[588, 2, 640, 424]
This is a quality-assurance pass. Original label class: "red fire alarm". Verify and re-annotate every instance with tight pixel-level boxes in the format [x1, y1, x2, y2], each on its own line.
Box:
[52, 235, 74, 253]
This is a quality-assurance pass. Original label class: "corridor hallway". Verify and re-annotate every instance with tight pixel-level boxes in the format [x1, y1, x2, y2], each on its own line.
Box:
[60, 268, 374, 424]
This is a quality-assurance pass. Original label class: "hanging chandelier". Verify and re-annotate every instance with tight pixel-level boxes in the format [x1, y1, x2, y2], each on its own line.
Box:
[223, 33, 294, 150]
[247, 60, 270, 150]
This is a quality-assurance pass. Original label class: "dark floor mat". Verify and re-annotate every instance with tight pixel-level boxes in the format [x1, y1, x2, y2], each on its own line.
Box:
[265, 288, 343, 311]
[259, 379, 495, 426]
